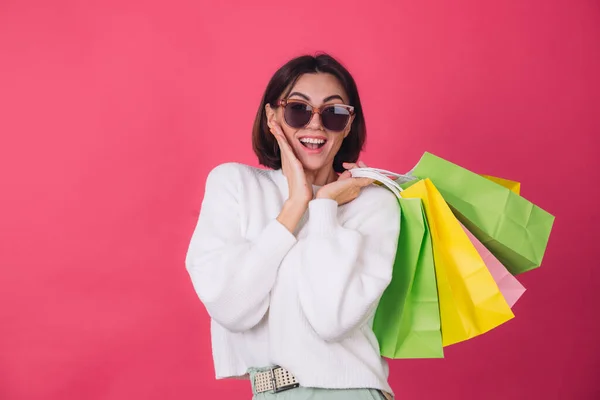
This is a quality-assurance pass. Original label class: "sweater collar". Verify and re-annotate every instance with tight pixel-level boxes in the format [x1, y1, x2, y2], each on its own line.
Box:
[271, 169, 323, 192]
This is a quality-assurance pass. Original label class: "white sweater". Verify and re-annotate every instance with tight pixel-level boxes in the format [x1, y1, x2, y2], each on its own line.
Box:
[185, 163, 401, 394]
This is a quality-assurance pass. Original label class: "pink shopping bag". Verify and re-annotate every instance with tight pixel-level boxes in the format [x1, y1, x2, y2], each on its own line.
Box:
[460, 223, 526, 307]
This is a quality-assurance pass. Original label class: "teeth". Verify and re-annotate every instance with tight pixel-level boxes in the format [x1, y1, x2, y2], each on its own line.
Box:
[300, 138, 326, 144]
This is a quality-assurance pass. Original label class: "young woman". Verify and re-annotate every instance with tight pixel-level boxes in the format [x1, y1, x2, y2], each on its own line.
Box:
[185, 54, 400, 399]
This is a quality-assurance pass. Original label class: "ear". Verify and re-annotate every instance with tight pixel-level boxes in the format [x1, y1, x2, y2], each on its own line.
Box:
[265, 103, 277, 127]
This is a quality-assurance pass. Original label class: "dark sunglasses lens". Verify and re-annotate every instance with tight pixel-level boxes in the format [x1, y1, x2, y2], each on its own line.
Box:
[322, 105, 350, 131]
[284, 102, 312, 128]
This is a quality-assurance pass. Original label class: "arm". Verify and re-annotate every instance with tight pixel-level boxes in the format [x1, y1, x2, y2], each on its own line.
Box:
[297, 188, 400, 342]
[185, 164, 297, 332]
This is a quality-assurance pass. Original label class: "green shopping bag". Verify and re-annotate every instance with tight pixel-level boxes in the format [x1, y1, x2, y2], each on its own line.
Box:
[407, 152, 555, 275]
[373, 198, 443, 358]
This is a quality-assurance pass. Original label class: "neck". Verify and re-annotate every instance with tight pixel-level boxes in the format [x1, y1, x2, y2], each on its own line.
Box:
[304, 166, 338, 187]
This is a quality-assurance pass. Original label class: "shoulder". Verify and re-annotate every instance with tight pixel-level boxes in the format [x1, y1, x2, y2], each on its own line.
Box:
[205, 162, 277, 190]
[337, 183, 400, 234]
[207, 162, 257, 179]
[356, 183, 399, 210]
[340, 183, 400, 225]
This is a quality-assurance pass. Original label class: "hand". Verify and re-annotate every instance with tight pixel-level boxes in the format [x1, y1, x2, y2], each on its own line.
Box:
[269, 121, 313, 206]
[269, 121, 312, 234]
[315, 161, 374, 206]
[338, 161, 367, 180]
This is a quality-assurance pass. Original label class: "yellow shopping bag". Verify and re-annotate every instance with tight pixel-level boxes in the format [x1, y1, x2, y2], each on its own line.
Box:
[481, 175, 521, 195]
[402, 179, 515, 346]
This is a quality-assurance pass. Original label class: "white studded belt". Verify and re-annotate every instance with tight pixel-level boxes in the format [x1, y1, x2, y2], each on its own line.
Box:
[253, 366, 394, 399]
[253, 366, 300, 394]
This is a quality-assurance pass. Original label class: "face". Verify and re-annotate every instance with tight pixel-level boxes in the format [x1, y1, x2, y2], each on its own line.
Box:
[266, 73, 354, 173]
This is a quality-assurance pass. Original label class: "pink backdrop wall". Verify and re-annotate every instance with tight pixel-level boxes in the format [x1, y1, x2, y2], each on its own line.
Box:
[1, 1, 599, 399]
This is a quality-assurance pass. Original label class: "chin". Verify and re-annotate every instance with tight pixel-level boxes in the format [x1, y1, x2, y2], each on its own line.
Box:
[299, 156, 330, 172]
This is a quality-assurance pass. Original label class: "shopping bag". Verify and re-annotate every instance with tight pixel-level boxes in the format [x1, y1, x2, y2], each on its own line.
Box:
[480, 175, 521, 195]
[396, 172, 526, 306]
[402, 179, 515, 347]
[460, 222, 526, 308]
[400, 174, 521, 194]
[408, 152, 555, 275]
[372, 198, 443, 358]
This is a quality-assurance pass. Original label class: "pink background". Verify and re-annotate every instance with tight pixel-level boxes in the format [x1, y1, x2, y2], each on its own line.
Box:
[1, 1, 599, 399]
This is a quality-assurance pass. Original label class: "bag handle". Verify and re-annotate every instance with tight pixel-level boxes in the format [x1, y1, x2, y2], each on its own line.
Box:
[360, 167, 415, 181]
[350, 168, 404, 198]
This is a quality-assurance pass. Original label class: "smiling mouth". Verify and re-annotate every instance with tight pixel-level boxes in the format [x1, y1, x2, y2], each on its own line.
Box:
[299, 137, 327, 150]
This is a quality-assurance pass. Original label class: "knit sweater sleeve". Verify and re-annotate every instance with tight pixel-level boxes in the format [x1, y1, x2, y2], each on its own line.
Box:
[297, 188, 400, 342]
[185, 164, 297, 333]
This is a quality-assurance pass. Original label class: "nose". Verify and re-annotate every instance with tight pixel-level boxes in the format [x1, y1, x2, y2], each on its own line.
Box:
[306, 110, 324, 130]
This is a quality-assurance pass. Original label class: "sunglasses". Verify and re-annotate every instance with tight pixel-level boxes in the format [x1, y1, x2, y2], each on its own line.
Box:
[278, 99, 354, 132]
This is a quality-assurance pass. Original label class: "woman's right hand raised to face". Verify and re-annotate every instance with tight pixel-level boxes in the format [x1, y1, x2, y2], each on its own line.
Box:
[269, 121, 313, 207]
[269, 121, 313, 234]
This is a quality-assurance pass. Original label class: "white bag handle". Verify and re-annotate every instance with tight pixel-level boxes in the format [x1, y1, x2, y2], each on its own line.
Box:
[350, 168, 403, 198]
[361, 167, 415, 182]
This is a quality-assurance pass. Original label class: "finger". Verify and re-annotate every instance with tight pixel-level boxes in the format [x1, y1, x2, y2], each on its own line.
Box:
[270, 122, 292, 152]
[338, 170, 352, 180]
[269, 120, 285, 138]
[270, 123, 302, 168]
[276, 136, 295, 160]
[337, 176, 373, 188]
[354, 177, 375, 187]
[343, 161, 368, 170]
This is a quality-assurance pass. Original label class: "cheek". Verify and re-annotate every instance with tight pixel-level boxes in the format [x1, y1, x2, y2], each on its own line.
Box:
[328, 135, 345, 153]
[277, 113, 298, 142]
[282, 128, 297, 143]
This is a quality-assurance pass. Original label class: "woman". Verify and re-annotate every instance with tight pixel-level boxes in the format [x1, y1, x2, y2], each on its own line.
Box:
[185, 54, 400, 400]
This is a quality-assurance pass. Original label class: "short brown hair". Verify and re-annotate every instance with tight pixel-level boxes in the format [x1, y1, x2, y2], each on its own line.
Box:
[252, 53, 366, 173]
